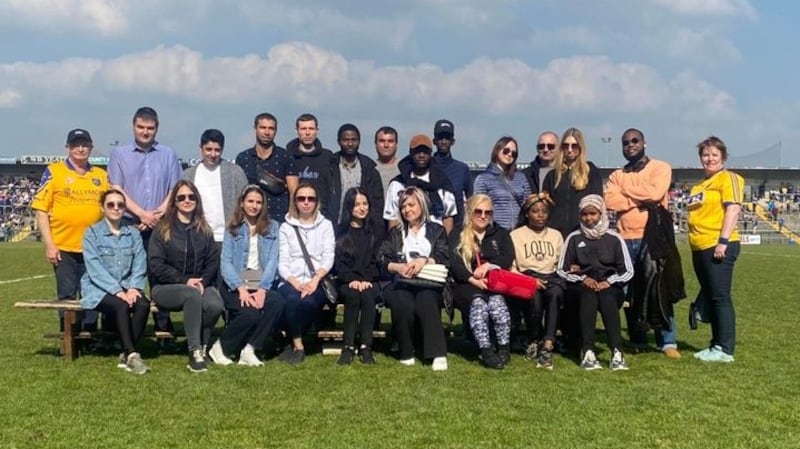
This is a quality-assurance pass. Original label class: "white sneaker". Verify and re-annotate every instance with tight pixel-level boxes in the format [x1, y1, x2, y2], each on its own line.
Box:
[238, 344, 264, 367]
[208, 340, 234, 366]
[432, 356, 448, 371]
[399, 358, 415, 366]
[580, 349, 602, 371]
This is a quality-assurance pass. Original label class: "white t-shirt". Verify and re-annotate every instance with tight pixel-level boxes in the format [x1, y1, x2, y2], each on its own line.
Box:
[194, 164, 226, 242]
[383, 172, 457, 226]
[246, 232, 260, 270]
[402, 223, 432, 260]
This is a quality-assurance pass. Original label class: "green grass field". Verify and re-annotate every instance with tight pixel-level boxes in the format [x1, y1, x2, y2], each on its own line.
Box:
[1, 242, 798, 449]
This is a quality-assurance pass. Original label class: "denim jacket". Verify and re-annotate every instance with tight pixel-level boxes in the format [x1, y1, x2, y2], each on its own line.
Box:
[220, 220, 280, 291]
[80, 220, 147, 310]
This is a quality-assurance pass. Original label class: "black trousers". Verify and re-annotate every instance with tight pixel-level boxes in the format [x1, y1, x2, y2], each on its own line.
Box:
[532, 285, 563, 344]
[570, 284, 624, 352]
[94, 294, 150, 354]
[219, 287, 286, 354]
[384, 283, 446, 360]
[339, 284, 379, 348]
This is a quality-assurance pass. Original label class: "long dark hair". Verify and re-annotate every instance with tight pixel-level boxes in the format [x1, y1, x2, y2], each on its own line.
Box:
[227, 185, 271, 237]
[156, 179, 212, 242]
[336, 187, 377, 260]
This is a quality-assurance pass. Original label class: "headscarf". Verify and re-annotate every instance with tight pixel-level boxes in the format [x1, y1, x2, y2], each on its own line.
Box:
[578, 194, 608, 240]
[517, 192, 555, 227]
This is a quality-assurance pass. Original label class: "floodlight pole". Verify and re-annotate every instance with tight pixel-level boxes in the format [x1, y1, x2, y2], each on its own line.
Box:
[601, 137, 612, 168]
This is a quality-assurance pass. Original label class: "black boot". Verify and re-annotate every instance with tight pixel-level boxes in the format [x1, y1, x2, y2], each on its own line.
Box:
[480, 348, 504, 370]
[497, 344, 511, 366]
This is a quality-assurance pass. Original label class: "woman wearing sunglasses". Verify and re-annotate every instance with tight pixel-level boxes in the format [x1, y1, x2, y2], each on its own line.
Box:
[449, 194, 515, 369]
[276, 182, 335, 365]
[148, 180, 225, 373]
[473, 136, 532, 230]
[80, 189, 150, 374]
[209, 185, 286, 367]
[541, 128, 604, 238]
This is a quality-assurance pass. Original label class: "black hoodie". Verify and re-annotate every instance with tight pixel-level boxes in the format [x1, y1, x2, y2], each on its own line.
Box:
[391, 155, 455, 221]
[286, 137, 336, 218]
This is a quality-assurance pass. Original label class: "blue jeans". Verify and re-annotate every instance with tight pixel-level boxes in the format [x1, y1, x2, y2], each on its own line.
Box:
[691, 243, 739, 355]
[625, 239, 677, 350]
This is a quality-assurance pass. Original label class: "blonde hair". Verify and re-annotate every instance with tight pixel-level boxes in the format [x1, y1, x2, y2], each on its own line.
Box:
[457, 194, 492, 269]
[288, 182, 321, 220]
[554, 127, 590, 191]
[396, 186, 430, 229]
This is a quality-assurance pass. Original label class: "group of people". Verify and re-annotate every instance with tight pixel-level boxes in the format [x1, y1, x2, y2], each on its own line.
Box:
[32, 106, 744, 374]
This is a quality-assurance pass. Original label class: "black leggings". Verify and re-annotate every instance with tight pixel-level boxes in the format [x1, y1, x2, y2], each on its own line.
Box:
[95, 293, 150, 354]
[532, 286, 563, 344]
[575, 285, 623, 352]
[339, 284, 379, 348]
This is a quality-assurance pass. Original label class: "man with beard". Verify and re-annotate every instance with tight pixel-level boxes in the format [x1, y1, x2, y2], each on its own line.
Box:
[523, 131, 560, 194]
[605, 128, 682, 359]
[286, 113, 336, 220]
[327, 123, 384, 226]
[235, 112, 298, 222]
[384, 134, 456, 234]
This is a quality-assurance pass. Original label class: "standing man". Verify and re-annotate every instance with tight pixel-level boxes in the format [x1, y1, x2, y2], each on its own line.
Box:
[32, 129, 109, 332]
[604, 128, 682, 359]
[235, 112, 298, 223]
[432, 119, 472, 227]
[286, 113, 335, 220]
[108, 106, 182, 333]
[523, 131, 560, 193]
[328, 123, 384, 226]
[182, 129, 248, 244]
[374, 126, 400, 196]
[384, 135, 456, 233]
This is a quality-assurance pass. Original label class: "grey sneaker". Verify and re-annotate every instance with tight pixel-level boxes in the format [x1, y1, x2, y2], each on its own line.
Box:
[609, 349, 629, 371]
[116, 352, 127, 369]
[536, 348, 554, 370]
[126, 352, 150, 375]
[187, 349, 208, 372]
[523, 342, 539, 361]
[580, 349, 602, 371]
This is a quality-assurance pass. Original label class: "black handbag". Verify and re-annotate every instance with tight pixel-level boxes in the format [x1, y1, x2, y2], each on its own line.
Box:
[293, 226, 337, 304]
[258, 168, 287, 196]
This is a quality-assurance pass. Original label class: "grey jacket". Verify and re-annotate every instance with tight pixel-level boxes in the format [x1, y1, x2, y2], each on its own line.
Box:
[182, 160, 249, 225]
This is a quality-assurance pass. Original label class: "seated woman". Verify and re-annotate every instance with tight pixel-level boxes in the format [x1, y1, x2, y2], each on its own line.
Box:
[277, 182, 335, 366]
[334, 187, 384, 365]
[557, 195, 634, 371]
[510, 193, 565, 370]
[450, 194, 515, 369]
[80, 189, 150, 374]
[378, 187, 450, 371]
[148, 180, 225, 373]
[209, 185, 286, 367]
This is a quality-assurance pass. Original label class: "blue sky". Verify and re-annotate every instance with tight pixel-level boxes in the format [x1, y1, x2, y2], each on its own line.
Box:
[0, 0, 797, 168]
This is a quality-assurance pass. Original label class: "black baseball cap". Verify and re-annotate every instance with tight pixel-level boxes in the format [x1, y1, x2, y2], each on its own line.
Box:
[433, 119, 454, 138]
[66, 129, 93, 145]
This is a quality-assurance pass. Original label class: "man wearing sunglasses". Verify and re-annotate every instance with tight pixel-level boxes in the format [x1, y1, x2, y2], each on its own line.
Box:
[384, 135, 457, 233]
[522, 131, 560, 193]
[605, 128, 684, 360]
[432, 119, 472, 228]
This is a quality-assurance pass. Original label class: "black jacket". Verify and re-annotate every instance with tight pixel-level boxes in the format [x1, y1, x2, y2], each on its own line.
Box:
[377, 222, 450, 280]
[286, 138, 336, 219]
[327, 152, 385, 227]
[148, 222, 219, 287]
[448, 223, 515, 284]
[334, 225, 383, 283]
[541, 161, 604, 238]
[558, 230, 634, 286]
[391, 156, 454, 221]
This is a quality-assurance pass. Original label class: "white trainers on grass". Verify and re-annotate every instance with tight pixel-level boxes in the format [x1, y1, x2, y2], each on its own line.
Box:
[432, 357, 448, 371]
[208, 341, 233, 366]
[238, 344, 264, 367]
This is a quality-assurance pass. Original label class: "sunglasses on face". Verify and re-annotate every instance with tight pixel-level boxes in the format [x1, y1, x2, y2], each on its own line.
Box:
[176, 194, 197, 202]
[473, 208, 494, 218]
[501, 147, 518, 158]
[105, 201, 126, 210]
[561, 143, 580, 151]
[622, 138, 641, 146]
[536, 143, 556, 152]
[296, 196, 317, 203]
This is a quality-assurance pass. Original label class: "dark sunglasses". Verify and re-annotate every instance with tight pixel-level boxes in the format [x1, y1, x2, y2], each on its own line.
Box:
[296, 196, 317, 203]
[398, 186, 418, 199]
[105, 201, 126, 209]
[622, 138, 641, 146]
[176, 194, 197, 202]
[561, 143, 580, 151]
[501, 147, 517, 158]
[473, 208, 494, 217]
[536, 143, 556, 152]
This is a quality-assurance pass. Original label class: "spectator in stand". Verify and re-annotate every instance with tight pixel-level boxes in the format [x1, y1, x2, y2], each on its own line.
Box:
[432, 119, 472, 228]
[32, 129, 109, 332]
[148, 180, 224, 373]
[542, 128, 604, 238]
[80, 189, 150, 374]
[523, 131, 560, 194]
[209, 185, 286, 367]
[688, 136, 743, 363]
[473, 136, 532, 230]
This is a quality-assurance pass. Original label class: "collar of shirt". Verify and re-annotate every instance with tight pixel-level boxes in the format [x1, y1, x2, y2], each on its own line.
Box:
[340, 155, 360, 170]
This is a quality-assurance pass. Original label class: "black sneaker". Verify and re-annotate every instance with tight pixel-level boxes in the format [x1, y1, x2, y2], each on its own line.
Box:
[480, 348, 504, 370]
[497, 344, 511, 366]
[287, 348, 305, 366]
[359, 346, 375, 365]
[187, 349, 208, 373]
[277, 345, 294, 363]
[338, 347, 355, 366]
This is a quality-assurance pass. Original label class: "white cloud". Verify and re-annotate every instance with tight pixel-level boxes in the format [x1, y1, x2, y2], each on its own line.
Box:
[0, 0, 128, 35]
[669, 71, 736, 118]
[646, 27, 743, 65]
[0, 89, 23, 108]
[647, 0, 757, 19]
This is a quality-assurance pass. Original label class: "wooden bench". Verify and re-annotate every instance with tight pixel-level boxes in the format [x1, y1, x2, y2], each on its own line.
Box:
[316, 303, 388, 355]
[14, 300, 175, 360]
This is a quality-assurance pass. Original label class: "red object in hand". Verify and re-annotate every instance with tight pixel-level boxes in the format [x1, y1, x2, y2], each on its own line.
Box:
[486, 269, 538, 300]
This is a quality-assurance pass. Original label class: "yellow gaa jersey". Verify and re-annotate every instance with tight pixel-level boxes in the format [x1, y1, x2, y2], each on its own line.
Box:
[686, 169, 744, 251]
[31, 160, 108, 252]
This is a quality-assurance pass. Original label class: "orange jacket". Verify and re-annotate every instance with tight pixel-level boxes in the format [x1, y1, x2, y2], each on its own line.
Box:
[604, 158, 671, 240]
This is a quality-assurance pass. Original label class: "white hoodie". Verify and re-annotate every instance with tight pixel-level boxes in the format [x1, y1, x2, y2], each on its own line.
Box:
[279, 212, 336, 283]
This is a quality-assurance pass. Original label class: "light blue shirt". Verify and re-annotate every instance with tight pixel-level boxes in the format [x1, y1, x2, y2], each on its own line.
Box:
[107, 142, 182, 218]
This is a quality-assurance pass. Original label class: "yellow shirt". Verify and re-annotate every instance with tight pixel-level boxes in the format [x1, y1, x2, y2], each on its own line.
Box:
[687, 169, 744, 251]
[31, 160, 108, 252]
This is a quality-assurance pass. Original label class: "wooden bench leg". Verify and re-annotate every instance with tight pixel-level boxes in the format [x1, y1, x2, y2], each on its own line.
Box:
[62, 310, 77, 361]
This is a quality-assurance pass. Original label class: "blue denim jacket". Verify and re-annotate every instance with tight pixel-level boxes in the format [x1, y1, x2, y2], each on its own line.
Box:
[80, 220, 147, 310]
[220, 221, 280, 291]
